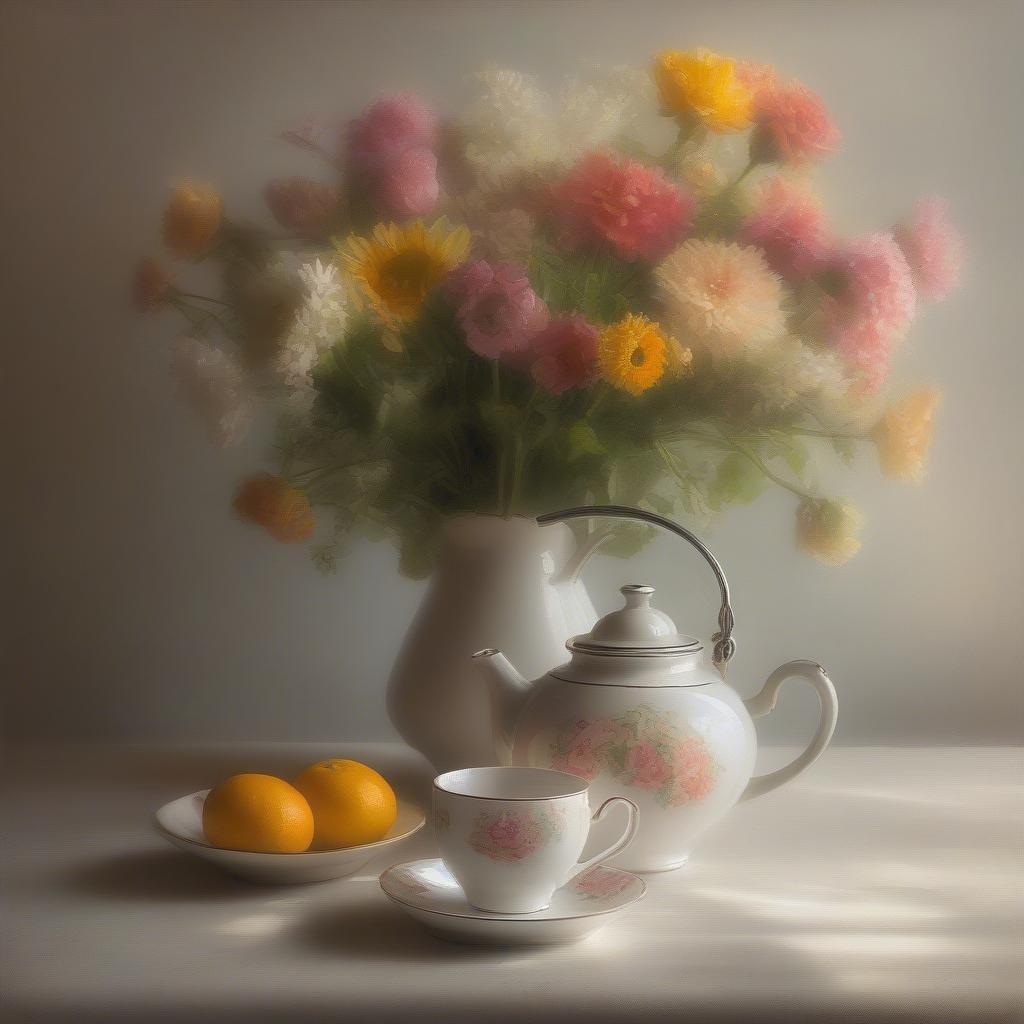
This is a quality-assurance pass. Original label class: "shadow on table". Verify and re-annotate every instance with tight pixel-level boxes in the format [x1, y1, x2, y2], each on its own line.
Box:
[292, 898, 540, 964]
[60, 849, 256, 903]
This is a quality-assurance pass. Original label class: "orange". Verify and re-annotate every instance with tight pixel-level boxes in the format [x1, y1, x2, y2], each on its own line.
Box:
[202, 773, 314, 853]
[294, 759, 397, 850]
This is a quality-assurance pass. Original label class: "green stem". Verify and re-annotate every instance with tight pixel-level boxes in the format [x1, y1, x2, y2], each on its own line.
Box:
[172, 296, 232, 334]
[683, 426, 814, 500]
[492, 361, 508, 514]
[289, 456, 387, 486]
[790, 426, 869, 441]
[732, 159, 756, 188]
[175, 291, 231, 308]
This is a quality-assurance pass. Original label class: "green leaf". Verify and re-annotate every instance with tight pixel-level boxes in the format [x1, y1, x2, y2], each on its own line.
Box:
[568, 421, 606, 459]
[778, 437, 810, 478]
[711, 454, 766, 507]
[831, 436, 857, 466]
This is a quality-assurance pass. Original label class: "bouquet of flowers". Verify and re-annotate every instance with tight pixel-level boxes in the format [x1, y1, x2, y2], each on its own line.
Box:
[134, 48, 962, 576]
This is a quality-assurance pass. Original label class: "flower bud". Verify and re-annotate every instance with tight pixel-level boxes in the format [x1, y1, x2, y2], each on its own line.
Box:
[796, 497, 863, 565]
[233, 474, 314, 542]
[163, 182, 223, 257]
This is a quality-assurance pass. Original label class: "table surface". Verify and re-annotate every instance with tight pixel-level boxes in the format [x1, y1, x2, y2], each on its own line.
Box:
[2, 743, 1021, 1024]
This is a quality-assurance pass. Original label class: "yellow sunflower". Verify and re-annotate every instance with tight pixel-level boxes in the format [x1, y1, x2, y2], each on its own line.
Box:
[337, 219, 470, 325]
[598, 314, 677, 396]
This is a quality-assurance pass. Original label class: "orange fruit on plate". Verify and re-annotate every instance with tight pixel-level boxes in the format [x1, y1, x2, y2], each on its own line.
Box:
[202, 773, 314, 853]
[294, 759, 397, 850]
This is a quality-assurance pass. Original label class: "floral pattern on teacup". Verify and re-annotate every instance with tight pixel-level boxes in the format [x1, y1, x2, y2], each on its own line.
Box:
[572, 866, 633, 903]
[468, 805, 567, 862]
[434, 808, 451, 832]
[549, 704, 718, 808]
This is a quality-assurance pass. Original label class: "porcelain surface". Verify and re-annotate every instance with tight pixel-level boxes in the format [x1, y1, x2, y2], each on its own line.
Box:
[475, 578, 838, 873]
[154, 790, 425, 884]
[379, 858, 645, 946]
[432, 766, 638, 914]
[386, 516, 601, 772]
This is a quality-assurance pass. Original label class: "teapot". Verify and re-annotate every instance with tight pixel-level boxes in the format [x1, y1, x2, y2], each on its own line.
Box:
[472, 505, 838, 873]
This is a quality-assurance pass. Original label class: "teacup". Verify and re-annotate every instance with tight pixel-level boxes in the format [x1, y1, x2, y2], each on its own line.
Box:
[432, 766, 638, 914]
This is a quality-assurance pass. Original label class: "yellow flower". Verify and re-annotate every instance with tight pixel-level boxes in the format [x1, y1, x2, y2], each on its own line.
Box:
[872, 388, 940, 482]
[598, 314, 675, 396]
[796, 498, 863, 566]
[653, 49, 753, 133]
[337, 219, 470, 325]
[163, 182, 222, 257]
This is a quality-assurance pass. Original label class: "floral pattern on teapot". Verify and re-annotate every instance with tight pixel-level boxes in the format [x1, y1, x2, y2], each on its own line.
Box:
[468, 805, 568, 862]
[549, 704, 718, 808]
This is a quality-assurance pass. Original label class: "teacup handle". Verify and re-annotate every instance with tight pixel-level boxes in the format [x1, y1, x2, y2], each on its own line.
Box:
[564, 797, 639, 883]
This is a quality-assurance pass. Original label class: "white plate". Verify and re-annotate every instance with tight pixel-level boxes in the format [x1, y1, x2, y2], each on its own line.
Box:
[379, 858, 645, 946]
[155, 790, 425, 884]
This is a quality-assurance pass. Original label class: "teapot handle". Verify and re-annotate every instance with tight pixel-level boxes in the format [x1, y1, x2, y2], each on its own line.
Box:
[537, 505, 737, 672]
[741, 660, 838, 801]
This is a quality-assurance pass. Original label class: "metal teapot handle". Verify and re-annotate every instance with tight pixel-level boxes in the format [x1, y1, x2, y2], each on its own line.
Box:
[536, 505, 736, 673]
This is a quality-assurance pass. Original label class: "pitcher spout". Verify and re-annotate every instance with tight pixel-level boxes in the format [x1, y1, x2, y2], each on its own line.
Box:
[471, 648, 532, 765]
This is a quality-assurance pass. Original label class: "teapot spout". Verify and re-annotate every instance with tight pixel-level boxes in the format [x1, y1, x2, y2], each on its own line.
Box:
[471, 648, 532, 765]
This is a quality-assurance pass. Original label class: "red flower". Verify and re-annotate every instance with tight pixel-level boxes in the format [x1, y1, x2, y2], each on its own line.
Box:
[549, 152, 694, 262]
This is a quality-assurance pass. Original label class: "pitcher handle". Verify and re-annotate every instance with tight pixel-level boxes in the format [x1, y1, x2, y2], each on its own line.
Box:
[554, 526, 617, 585]
[741, 660, 838, 801]
[564, 797, 640, 883]
[538, 505, 737, 672]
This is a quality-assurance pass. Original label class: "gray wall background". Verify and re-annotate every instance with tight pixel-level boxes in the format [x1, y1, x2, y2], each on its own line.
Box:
[4, 0, 1022, 746]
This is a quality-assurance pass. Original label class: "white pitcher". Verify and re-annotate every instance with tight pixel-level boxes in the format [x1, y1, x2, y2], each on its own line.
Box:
[387, 514, 606, 772]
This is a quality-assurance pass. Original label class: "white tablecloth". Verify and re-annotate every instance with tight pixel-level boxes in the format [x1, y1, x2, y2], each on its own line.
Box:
[2, 744, 1021, 1022]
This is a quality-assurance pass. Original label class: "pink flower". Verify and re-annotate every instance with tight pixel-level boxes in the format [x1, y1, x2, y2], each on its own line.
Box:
[376, 146, 439, 219]
[574, 867, 632, 899]
[824, 232, 917, 390]
[626, 742, 671, 789]
[549, 152, 695, 262]
[264, 178, 340, 237]
[488, 814, 525, 848]
[446, 260, 548, 359]
[345, 93, 437, 171]
[752, 82, 839, 164]
[894, 197, 964, 302]
[740, 177, 831, 280]
[670, 736, 716, 803]
[530, 316, 600, 394]
[552, 740, 599, 781]
[471, 810, 545, 861]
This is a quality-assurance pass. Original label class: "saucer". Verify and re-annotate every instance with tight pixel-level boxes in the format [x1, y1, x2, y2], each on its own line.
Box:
[155, 790, 425, 884]
[379, 858, 645, 945]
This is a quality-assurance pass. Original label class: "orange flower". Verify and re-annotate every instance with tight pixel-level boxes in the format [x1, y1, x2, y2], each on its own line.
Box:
[233, 474, 314, 542]
[163, 182, 223, 257]
[132, 257, 172, 310]
[872, 388, 940, 481]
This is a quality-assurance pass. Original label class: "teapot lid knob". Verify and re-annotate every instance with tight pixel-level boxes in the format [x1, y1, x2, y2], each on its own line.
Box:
[620, 583, 654, 608]
[537, 505, 737, 673]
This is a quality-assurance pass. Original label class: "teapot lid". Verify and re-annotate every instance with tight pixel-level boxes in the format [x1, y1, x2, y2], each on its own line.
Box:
[567, 584, 701, 657]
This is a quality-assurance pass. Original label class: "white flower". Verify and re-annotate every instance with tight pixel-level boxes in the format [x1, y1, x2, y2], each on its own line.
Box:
[462, 65, 657, 186]
[755, 337, 849, 409]
[656, 239, 788, 357]
[463, 68, 559, 184]
[171, 337, 253, 447]
[557, 65, 654, 160]
[276, 258, 348, 396]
